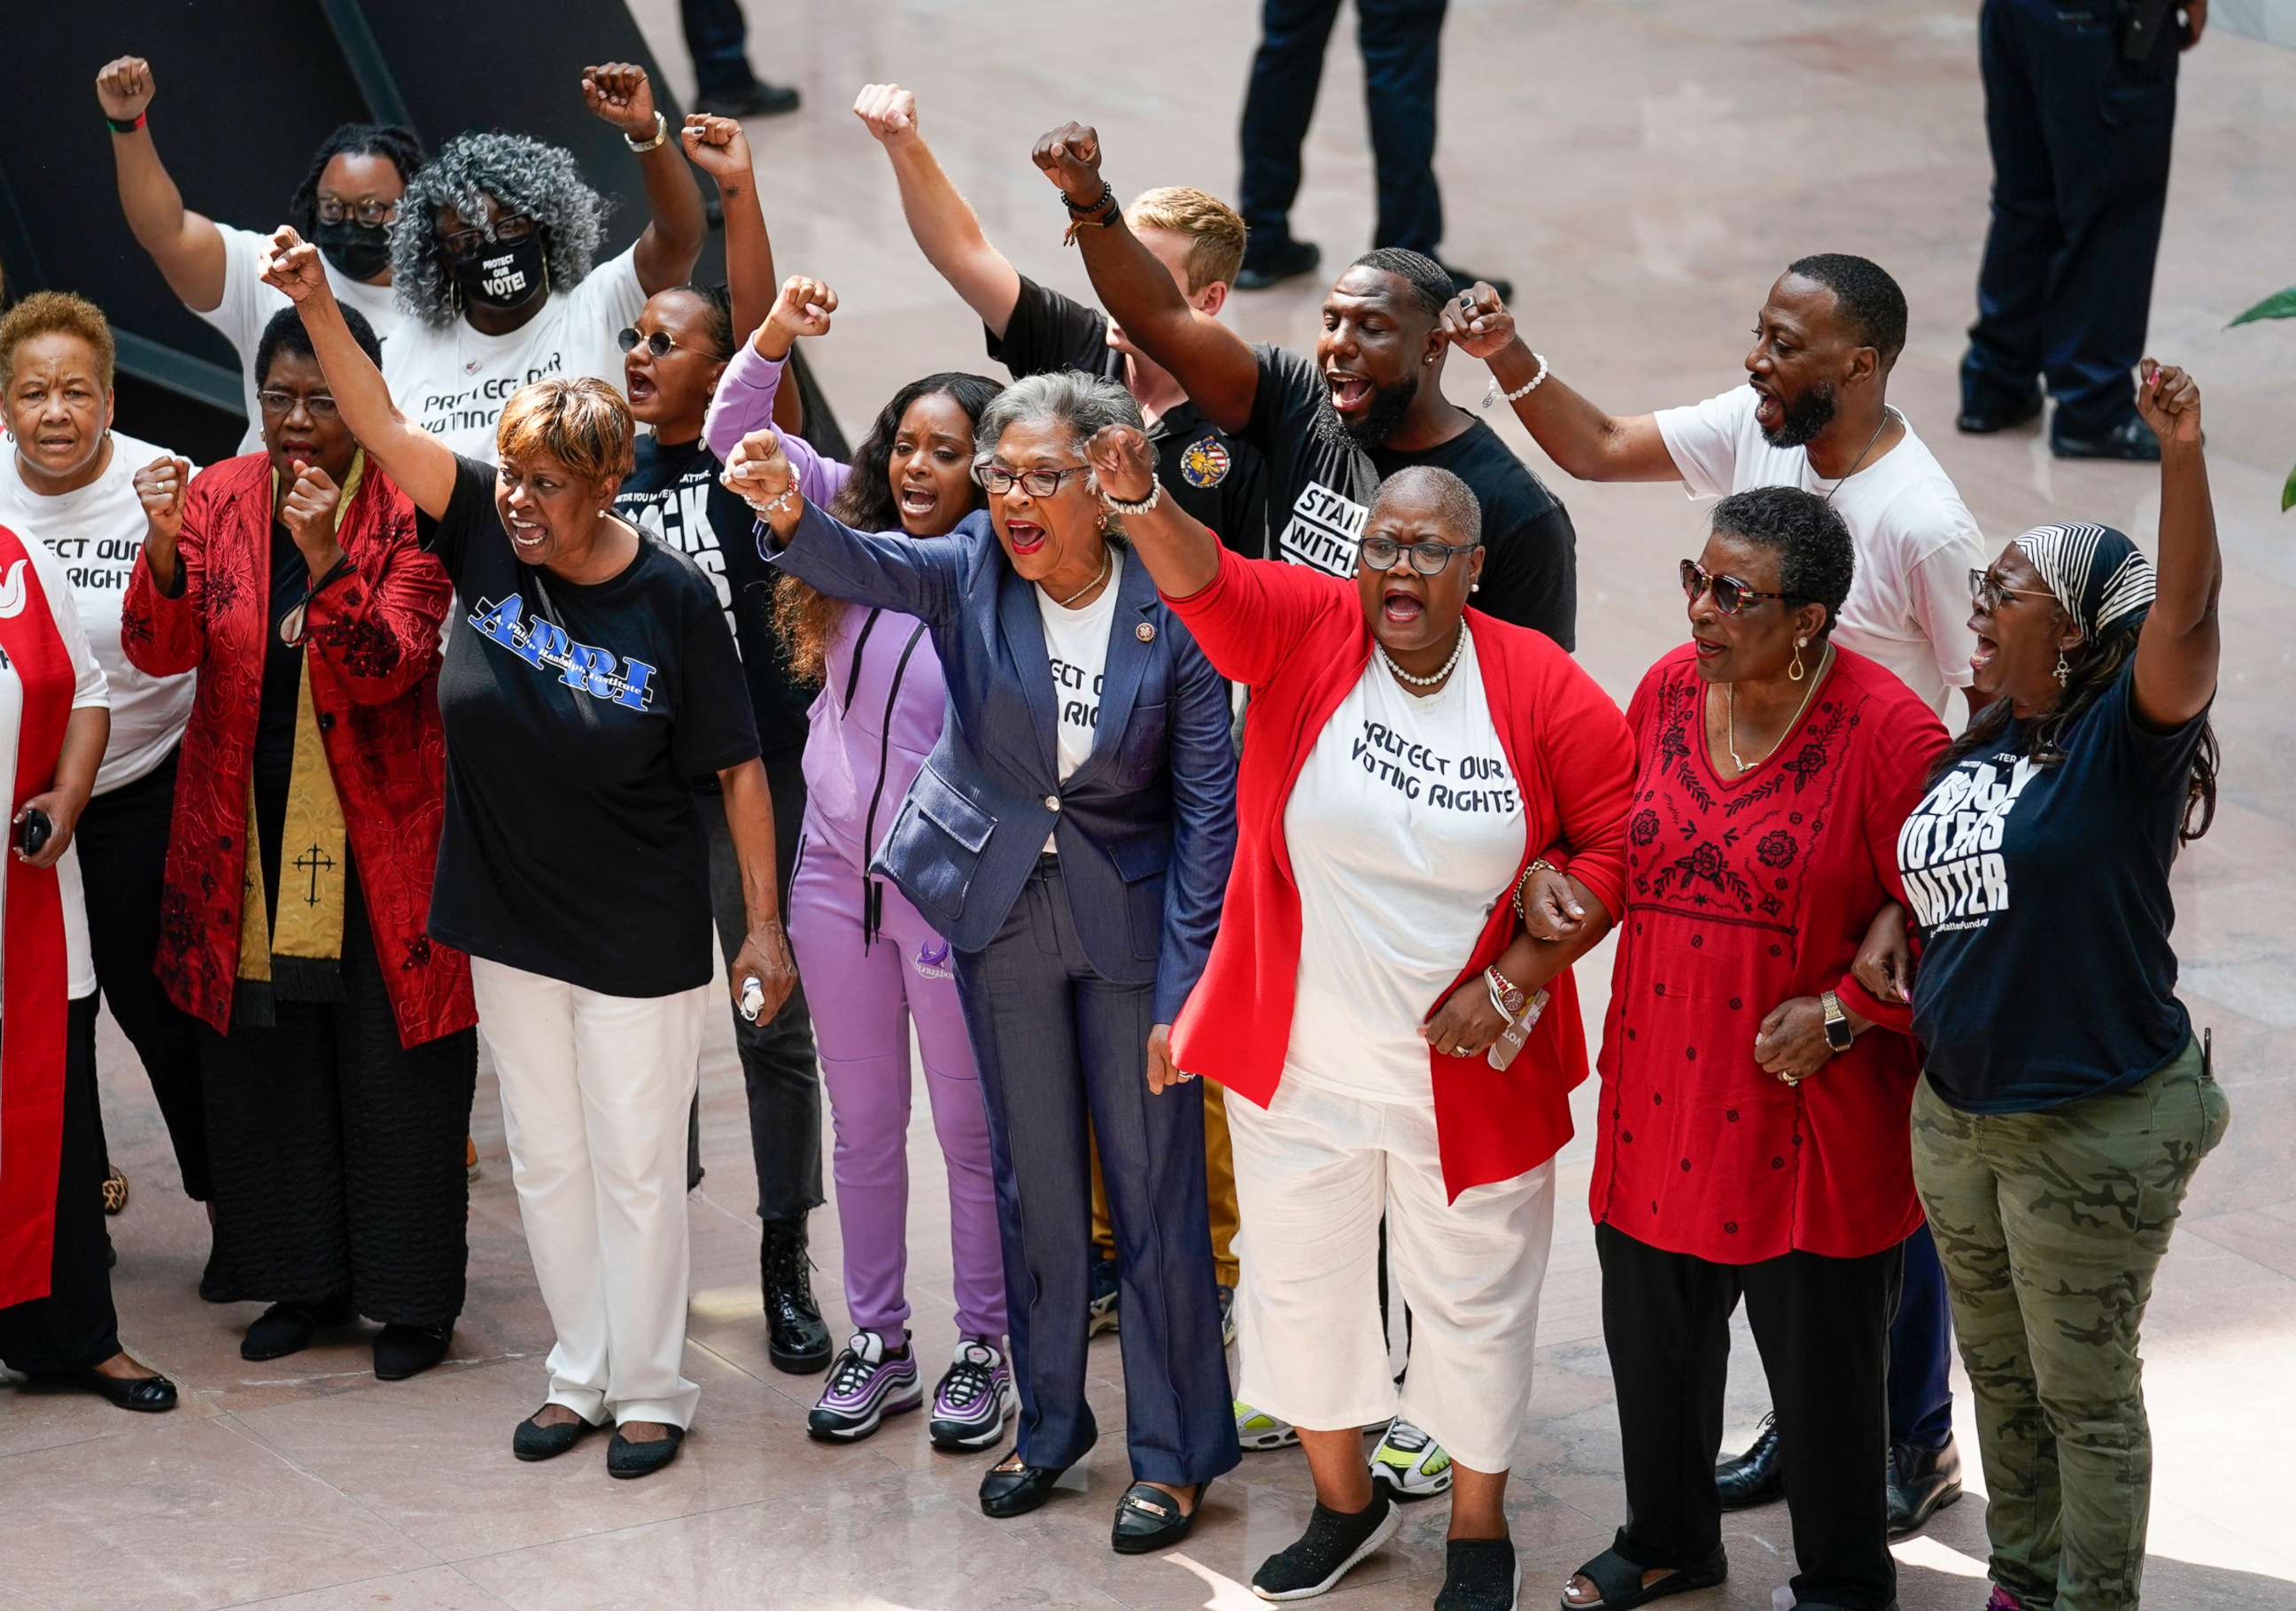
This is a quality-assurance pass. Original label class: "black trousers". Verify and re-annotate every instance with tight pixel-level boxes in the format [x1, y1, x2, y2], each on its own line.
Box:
[688, 757, 822, 1221]
[77, 748, 209, 1198]
[1961, 0, 2179, 435]
[955, 858, 1238, 1486]
[1237, 0, 1448, 259]
[0, 997, 120, 1373]
[1598, 1221, 1903, 1611]
[199, 867, 477, 1327]
[679, 0, 755, 97]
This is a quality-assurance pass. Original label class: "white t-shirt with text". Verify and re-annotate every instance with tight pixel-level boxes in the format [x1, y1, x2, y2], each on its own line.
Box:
[1036, 551, 1124, 852]
[0, 431, 196, 794]
[201, 224, 405, 455]
[382, 246, 648, 461]
[1283, 634, 1526, 1104]
[1654, 385, 1983, 715]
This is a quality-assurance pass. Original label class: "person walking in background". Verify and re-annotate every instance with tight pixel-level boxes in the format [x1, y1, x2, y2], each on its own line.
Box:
[1958, 0, 2207, 461]
[679, 0, 803, 120]
[95, 52, 420, 455]
[120, 306, 478, 1383]
[1232, 0, 1507, 296]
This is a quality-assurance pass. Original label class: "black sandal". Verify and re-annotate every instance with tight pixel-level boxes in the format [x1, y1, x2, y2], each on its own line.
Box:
[1562, 1545, 1726, 1609]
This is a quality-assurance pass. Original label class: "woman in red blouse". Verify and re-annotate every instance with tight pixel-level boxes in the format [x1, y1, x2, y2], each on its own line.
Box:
[1562, 486, 1945, 1611]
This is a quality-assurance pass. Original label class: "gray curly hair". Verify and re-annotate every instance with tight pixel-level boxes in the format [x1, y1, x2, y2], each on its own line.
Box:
[973, 370, 1142, 474]
[388, 131, 615, 328]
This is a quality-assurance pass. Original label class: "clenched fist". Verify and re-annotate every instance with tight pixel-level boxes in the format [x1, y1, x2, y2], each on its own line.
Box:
[279, 460, 345, 566]
[257, 225, 332, 305]
[1030, 120, 1105, 206]
[95, 56, 157, 121]
[133, 455, 193, 546]
[582, 62, 658, 139]
[1084, 423, 1155, 505]
[679, 113, 752, 185]
[851, 83, 919, 145]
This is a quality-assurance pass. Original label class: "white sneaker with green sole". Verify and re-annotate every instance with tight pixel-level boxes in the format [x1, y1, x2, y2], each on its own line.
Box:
[1369, 1417, 1453, 1499]
[1235, 1399, 1299, 1451]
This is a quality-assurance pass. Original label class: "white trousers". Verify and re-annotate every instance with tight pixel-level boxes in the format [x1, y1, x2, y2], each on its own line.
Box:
[472, 957, 709, 1429]
[1228, 1076, 1555, 1475]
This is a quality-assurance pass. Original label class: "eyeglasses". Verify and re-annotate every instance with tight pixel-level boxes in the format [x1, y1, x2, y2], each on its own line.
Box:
[972, 461, 1091, 498]
[1680, 558, 1806, 616]
[315, 197, 399, 228]
[617, 327, 729, 361]
[1968, 569, 2057, 614]
[257, 389, 340, 420]
[1359, 535, 1480, 576]
[440, 212, 536, 259]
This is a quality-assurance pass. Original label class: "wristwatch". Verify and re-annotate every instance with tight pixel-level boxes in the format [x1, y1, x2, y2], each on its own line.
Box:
[1820, 990, 1853, 1052]
[1486, 965, 1528, 1021]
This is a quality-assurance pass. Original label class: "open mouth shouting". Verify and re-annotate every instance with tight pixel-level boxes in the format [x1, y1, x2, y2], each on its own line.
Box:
[1970, 631, 1998, 677]
[898, 482, 941, 522]
[1003, 517, 1048, 557]
[1326, 367, 1374, 418]
[1380, 579, 1425, 627]
[624, 366, 657, 407]
[1749, 377, 1784, 433]
[507, 512, 548, 551]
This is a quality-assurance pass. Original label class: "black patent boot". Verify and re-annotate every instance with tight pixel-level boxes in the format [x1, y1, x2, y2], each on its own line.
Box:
[761, 1214, 832, 1374]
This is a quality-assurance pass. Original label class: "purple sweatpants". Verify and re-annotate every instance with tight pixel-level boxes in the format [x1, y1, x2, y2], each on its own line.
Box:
[787, 833, 1006, 1343]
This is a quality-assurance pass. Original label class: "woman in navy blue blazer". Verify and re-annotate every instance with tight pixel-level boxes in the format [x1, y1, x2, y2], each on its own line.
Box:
[726, 367, 1240, 1551]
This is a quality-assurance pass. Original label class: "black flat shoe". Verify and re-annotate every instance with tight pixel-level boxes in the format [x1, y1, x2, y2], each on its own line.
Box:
[373, 1322, 452, 1381]
[1236, 238, 1322, 292]
[241, 1296, 353, 1362]
[2051, 414, 2160, 461]
[1714, 1411, 1783, 1509]
[1111, 1477, 1211, 1555]
[39, 1366, 177, 1413]
[1956, 390, 2042, 434]
[511, 1407, 597, 1461]
[1886, 1436, 1964, 1538]
[980, 1450, 1073, 1519]
[606, 1422, 685, 1480]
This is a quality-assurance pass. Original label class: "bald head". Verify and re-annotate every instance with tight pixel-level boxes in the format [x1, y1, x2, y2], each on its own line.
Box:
[1372, 465, 1482, 544]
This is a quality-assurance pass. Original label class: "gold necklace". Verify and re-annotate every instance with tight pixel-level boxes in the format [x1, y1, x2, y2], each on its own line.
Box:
[1721, 643, 1833, 773]
[1052, 546, 1112, 608]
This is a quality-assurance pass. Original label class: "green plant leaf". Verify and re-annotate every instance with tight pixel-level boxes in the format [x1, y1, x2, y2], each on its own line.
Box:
[2283, 460, 2296, 513]
[2230, 286, 2296, 327]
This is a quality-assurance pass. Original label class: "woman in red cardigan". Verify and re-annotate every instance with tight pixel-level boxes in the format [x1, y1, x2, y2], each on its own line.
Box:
[1560, 486, 1946, 1611]
[120, 306, 477, 1382]
[1078, 426, 1632, 1611]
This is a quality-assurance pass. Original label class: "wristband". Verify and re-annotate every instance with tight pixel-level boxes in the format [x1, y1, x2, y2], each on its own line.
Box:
[106, 112, 148, 135]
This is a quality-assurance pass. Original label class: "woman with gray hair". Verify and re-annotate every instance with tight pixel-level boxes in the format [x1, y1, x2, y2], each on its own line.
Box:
[724, 359, 1242, 1552]
[379, 63, 706, 460]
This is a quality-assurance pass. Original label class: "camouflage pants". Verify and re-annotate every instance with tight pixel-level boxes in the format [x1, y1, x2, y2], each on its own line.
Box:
[1910, 1040, 2229, 1610]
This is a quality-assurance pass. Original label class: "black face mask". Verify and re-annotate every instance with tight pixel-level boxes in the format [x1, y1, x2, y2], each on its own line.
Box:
[314, 219, 393, 283]
[452, 236, 549, 313]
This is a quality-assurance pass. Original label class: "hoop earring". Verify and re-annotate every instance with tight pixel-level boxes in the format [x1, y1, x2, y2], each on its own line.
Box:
[1788, 637, 1807, 682]
[2053, 651, 2070, 685]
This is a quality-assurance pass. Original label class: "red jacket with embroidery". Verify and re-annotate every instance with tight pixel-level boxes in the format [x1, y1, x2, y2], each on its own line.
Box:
[120, 453, 474, 1049]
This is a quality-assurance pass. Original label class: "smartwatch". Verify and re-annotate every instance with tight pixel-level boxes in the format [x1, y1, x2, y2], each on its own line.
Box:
[1820, 990, 1853, 1052]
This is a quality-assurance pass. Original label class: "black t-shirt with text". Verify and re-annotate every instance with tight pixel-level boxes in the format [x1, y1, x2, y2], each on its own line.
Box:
[986, 275, 1270, 557]
[1246, 343, 1578, 647]
[617, 432, 812, 763]
[420, 455, 759, 997]
[1904, 660, 2207, 1111]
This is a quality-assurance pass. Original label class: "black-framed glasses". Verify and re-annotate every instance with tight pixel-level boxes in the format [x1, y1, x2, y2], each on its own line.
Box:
[315, 197, 399, 228]
[617, 327, 729, 361]
[972, 461, 1091, 498]
[1968, 568, 2057, 614]
[257, 389, 339, 420]
[440, 212, 536, 259]
[1680, 558, 1805, 616]
[1359, 535, 1480, 576]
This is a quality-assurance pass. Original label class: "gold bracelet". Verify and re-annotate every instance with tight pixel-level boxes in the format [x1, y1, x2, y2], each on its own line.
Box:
[1510, 857, 1560, 923]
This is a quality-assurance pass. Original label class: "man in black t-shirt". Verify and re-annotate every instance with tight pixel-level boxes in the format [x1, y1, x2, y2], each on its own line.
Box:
[1027, 120, 1578, 648]
[855, 85, 1268, 560]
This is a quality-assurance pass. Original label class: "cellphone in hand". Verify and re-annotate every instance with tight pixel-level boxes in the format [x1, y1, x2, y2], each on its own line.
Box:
[15, 807, 52, 859]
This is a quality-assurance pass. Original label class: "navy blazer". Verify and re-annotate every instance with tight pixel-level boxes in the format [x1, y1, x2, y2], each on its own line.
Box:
[768, 504, 1236, 1024]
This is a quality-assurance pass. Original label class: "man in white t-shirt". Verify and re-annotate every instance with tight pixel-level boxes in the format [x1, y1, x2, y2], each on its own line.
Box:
[1451, 253, 1984, 716]
[96, 54, 415, 455]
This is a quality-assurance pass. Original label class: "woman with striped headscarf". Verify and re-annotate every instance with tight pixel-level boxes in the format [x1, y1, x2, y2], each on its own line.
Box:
[1864, 360, 2228, 1611]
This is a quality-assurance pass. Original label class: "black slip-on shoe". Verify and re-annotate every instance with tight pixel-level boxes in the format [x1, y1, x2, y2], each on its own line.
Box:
[980, 1451, 1074, 1519]
[1251, 1495, 1400, 1600]
[1111, 1477, 1212, 1555]
[372, 1322, 452, 1381]
[38, 1366, 177, 1413]
[1434, 1535, 1518, 1609]
[606, 1423, 685, 1479]
[240, 1296, 353, 1362]
[511, 1407, 597, 1462]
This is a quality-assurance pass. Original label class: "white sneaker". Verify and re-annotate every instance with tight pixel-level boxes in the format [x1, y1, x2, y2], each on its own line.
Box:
[1369, 1417, 1454, 1499]
[1235, 1399, 1299, 1451]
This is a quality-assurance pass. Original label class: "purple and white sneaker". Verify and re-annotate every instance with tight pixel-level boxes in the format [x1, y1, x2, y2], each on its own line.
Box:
[927, 1337, 1013, 1451]
[806, 1329, 920, 1443]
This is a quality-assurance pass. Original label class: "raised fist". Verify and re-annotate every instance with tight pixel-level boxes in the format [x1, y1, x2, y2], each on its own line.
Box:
[132, 455, 192, 545]
[582, 62, 658, 139]
[1084, 423, 1155, 504]
[1030, 121, 1105, 205]
[852, 83, 919, 145]
[679, 113, 752, 183]
[96, 56, 157, 121]
[766, 275, 839, 345]
[2136, 360, 2201, 447]
[1439, 281, 1519, 363]
[257, 226, 330, 305]
[279, 460, 343, 556]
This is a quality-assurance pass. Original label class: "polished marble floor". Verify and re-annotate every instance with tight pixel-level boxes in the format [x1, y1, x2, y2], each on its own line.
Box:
[7, 3, 2293, 1607]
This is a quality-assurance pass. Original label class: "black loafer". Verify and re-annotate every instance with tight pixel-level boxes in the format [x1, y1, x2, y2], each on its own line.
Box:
[979, 1451, 1073, 1519]
[1110, 1477, 1210, 1555]
[40, 1366, 178, 1413]
[1715, 1411, 1784, 1509]
[2052, 414, 2161, 461]
[511, 1407, 597, 1461]
[606, 1422, 685, 1479]
[1956, 390, 2043, 435]
[1886, 1436, 1964, 1538]
[372, 1322, 452, 1382]
[241, 1296, 353, 1362]
[1236, 238, 1322, 292]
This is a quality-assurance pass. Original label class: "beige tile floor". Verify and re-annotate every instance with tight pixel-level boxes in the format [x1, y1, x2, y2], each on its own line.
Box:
[10, 3, 2294, 1607]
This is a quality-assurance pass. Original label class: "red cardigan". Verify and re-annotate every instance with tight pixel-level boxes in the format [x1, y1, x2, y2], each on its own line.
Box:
[1165, 554, 1633, 1200]
[120, 453, 475, 1049]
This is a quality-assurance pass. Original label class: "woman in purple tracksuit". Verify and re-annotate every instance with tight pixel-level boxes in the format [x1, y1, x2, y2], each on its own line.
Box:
[704, 275, 1010, 1448]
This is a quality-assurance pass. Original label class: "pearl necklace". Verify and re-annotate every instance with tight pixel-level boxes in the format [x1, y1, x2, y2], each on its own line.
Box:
[1377, 628, 1466, 690]
[1721, 643, 1833, 772]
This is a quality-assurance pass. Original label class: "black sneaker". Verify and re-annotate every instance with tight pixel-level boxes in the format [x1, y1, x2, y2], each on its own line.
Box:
[1237, 238, 1323, 291]
[1251, 1494, 1400, 1601]
[1434, 1537, 1518, 1609]
[694, 81, 801, 119]
[1439, 263, 1515, 304]
[761, 1216, 832, 1373]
